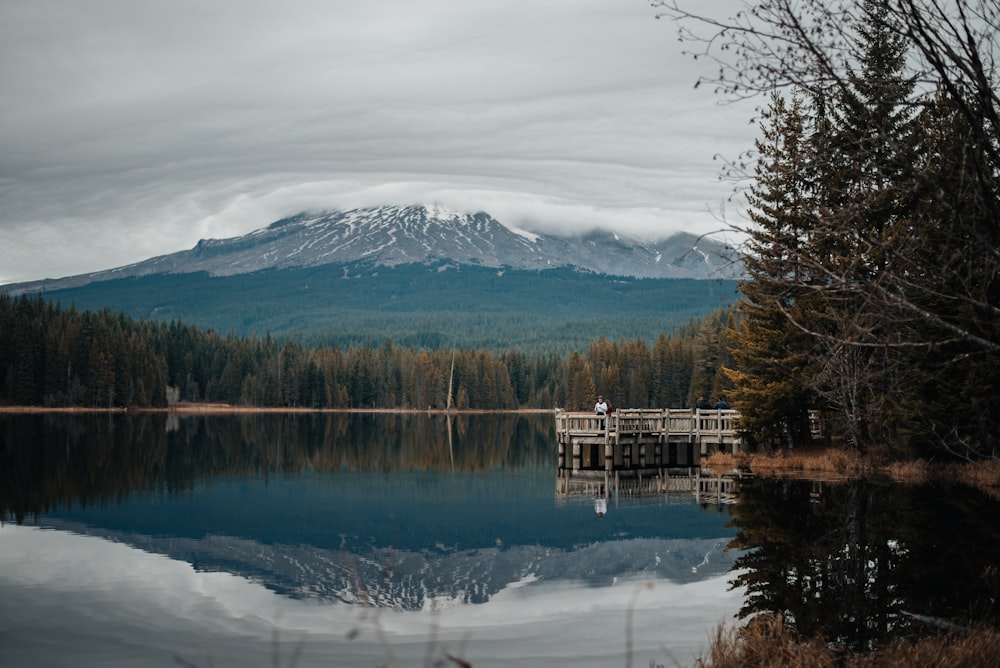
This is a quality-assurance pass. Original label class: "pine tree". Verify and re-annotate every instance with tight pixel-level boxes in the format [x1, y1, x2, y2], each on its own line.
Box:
[803, 1, 920, 447]
[728, 92, 822, 447]
[659, 0, 1000, 455]
[730, 3, 926, 450]
[884, 89, 1000, 455]
[564, 352, 595, 411]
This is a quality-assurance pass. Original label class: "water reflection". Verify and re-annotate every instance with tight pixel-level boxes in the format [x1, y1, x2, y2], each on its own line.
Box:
[0, 412, 555, 523]
[0, 413, 736, 602]
[730, 477, 1000, 651]
[0, 412, 741, 667]
[5, 412, 997, 664]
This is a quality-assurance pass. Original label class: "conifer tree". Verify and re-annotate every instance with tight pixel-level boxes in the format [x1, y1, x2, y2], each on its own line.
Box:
[887, 89, 1000, 455]
[663, 0, 1000, 454]
[564, 352, 595, 411]
[801, 2, 920, 447]
[727, 95, 819, 446]
[687, 309, 733, 407]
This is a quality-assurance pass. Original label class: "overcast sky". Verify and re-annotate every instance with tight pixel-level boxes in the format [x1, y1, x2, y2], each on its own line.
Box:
[0, 0, 754, 285]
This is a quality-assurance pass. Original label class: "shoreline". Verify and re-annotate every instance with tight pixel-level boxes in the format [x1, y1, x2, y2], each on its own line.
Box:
[0, 404, 556, 415]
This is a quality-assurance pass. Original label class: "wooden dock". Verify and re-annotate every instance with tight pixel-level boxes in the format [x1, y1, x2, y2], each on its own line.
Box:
[555, 408, 742, 472]
[554, 407, 825, 501]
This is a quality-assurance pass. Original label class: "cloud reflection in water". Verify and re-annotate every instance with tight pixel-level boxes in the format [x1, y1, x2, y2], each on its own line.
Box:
[0, 524, 743, 668]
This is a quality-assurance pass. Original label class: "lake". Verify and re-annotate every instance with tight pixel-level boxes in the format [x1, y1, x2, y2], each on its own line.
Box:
[0, 412, 741, 667]
[2, 412, 998, 667]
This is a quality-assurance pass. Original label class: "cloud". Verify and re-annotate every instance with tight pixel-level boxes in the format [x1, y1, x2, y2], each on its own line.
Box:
[0, 525, 743, 667]
[0, 0, 754, 284]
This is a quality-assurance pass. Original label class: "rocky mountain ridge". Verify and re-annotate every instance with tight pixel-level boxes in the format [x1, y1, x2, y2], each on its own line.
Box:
[4, 205, 742, 294]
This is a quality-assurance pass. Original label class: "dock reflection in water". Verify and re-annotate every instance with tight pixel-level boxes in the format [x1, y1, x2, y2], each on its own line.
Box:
[4, 411, 994, 664]
[0, 412, 741, 668]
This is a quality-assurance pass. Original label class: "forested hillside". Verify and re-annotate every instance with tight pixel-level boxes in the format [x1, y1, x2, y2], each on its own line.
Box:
[0, 294, 735, 411]
[27, 262, 739, 353]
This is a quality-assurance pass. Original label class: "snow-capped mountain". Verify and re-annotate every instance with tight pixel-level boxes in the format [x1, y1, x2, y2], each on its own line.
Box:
[5, 205, 742, 294]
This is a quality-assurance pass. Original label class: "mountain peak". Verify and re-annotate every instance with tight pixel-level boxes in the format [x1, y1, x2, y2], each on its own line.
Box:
[2, 205, 743, 294]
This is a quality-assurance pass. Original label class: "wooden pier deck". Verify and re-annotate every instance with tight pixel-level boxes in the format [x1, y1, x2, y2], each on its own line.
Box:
[554, 407, 825, 502]
[555, 408, 742, 474]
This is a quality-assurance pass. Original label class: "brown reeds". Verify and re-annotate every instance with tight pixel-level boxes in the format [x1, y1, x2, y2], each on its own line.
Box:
[696, 614, 838, 668]
[697, 614, 1000, 668]
[941, 460, 1000, 500]
[884, 458, 931, 485]
[721, 445, 1000, 499]
[739, 447, 870, 480]
[852, 628, 1000, 667]
[701, 451, 740, 477]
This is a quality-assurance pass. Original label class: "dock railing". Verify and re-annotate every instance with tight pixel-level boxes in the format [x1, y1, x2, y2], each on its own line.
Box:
[555, 408, 742, 450]
[555, 407, 749, 505]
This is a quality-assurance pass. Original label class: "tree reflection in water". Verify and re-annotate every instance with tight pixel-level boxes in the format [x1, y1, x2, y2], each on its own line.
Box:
[0, 412, 555, 524]
[729, 477, 1000, 651]
[8, 411, 998, 656]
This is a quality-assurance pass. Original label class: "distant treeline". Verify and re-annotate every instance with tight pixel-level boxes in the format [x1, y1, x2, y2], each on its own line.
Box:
[0, 294, 735, 410]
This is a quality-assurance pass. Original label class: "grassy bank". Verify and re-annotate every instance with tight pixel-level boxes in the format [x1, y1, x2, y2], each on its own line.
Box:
[700, 613, 1000, 668]
[701, 445, 1000, 500]
[0, 403, 555, 415]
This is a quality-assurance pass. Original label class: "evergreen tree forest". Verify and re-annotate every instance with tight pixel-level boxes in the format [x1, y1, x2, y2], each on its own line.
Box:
[0, 293, 735, 412]
[658, 1, 1000, 457]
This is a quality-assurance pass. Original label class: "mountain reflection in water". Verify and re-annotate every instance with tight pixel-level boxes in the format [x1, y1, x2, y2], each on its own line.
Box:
[5, 412, 995, 665]
[0, 412, 741, 668]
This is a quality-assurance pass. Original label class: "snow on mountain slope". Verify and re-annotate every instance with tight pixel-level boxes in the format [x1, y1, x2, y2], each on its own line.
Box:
[3, 205, 743, 294]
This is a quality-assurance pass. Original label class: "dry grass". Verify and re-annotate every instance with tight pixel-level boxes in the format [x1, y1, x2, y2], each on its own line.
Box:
[709, 445, 1000, 499]
[852, 629, 1000, 667]
[698, 613, 1000, 668]
[701, 451, 744, 477]
[702, 447, 872, 480]
[884, 458, 931, 485]
[697, 614, 839, 668]
[940, 459, 1000, 500]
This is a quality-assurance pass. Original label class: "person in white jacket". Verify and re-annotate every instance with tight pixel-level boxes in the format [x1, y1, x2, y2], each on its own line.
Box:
[594, 395, 609, 429]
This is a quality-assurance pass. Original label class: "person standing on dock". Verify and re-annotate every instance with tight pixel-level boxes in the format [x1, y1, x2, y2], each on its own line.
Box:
[595, 395, 608, 429]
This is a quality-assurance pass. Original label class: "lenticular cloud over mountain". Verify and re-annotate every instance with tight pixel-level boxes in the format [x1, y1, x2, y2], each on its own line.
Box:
[0, 0, 753, 285]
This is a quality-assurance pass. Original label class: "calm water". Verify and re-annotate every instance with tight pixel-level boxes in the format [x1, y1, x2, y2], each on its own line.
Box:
[1, 413, 998, 667]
